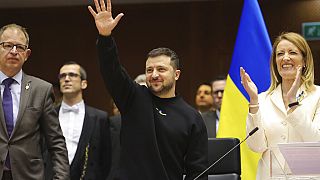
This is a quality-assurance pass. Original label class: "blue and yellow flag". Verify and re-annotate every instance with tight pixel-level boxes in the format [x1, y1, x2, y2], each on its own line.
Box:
[217, 0, 272, 179]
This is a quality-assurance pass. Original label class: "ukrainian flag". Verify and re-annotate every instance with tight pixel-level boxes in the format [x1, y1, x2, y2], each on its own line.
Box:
[217, 0, 272, 179]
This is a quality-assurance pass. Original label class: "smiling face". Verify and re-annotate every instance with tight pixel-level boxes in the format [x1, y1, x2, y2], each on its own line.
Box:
[269, 32, 315, 92]
[145, 55, 180, 98]
[0, 27, 31, 76]
[275, 39, 305, 81]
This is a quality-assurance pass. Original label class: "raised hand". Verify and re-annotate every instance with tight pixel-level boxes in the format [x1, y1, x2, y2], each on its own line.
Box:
[88, 0, 124, 36]
[240, 67, 258, 104]
[286, 65, 303, 103]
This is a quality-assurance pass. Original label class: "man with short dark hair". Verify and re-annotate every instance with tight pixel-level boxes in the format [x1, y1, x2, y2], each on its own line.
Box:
[195, 82, 218, 138]
[195, 82, 214, 113]
[56, 61, 111, 180]
[211, 76, 226, 114]
[88, 0, 208, 179]
[210, 76, 226, 136]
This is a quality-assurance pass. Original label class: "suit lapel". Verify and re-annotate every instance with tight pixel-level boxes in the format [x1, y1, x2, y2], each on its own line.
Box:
[71, 106, 95, 171]
[201, 111, 217, 138]
[270, 85, 287, 115]
[11, 74, 31, 137]
[270, 85, 307, 115]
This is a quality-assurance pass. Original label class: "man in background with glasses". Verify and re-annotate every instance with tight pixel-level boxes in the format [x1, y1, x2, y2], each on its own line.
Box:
[45, 61, 111, 180]
[0, 23, 69, 180]
[210, 75, 226, 134]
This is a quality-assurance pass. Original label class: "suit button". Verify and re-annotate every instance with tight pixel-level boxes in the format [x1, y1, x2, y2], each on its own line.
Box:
[0, 160, 4, 164]
[281, 121, 287, 126]
[281, 135, 286, 140]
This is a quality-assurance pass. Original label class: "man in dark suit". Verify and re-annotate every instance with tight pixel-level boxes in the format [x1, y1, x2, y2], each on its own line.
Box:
[195, 82, 218, 138]
[0, 24, 69, 179]
[52, 61, 111, 180]
[201, 111, 218, 138]
[211, 76, 226, 122]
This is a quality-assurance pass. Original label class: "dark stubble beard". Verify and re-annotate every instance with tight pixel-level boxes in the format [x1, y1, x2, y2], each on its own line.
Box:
[148, 81, 174, 97]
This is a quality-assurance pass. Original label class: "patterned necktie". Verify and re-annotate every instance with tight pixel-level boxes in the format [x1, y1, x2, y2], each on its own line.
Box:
[2, 78, 15, 169]
[2, 78, 15, 136]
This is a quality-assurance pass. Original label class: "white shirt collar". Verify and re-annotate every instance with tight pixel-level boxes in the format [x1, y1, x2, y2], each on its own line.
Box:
[0, 70, 23, 85]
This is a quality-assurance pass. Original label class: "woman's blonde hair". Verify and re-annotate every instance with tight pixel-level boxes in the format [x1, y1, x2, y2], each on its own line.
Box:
[268, 32, 315, 93]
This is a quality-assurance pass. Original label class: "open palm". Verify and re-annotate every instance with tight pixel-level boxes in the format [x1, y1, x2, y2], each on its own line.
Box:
[240, 67, 258, 101]
[88, 0, 124, 36]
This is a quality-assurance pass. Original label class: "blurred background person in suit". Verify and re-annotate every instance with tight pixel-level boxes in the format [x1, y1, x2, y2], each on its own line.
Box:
[46, 61, 111, 180]
[195, 82, 218, 138]
[210, 75, 226, 136]
[195, 82, 214, 114]
[211, 75, 226, 118]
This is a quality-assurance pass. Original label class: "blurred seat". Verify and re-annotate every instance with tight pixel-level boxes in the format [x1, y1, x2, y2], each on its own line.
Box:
[207, 138, 241, 180]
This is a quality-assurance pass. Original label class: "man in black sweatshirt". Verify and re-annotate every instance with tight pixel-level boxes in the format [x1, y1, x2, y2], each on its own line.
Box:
[88, 0, 208, 179]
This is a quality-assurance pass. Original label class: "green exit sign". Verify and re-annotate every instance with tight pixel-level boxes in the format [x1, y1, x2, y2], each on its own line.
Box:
[302, 22, 320, 40]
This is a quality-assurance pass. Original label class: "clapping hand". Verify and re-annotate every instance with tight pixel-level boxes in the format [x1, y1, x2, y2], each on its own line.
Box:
[240, 67, 258, 104]
[286, 65, 303, 103]
[88, 0, 124, 36]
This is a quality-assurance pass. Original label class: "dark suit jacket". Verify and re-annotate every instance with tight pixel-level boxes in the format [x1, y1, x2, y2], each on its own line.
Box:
[201, 111, 218, 138]
[45, 105, 111, 180]
[0, 73, 69, 179]
[106, 115, 121, 180]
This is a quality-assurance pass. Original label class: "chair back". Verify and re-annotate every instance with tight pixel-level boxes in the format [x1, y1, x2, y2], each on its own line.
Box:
[208, 173, 239, 180]
[207, 138, 241, 175]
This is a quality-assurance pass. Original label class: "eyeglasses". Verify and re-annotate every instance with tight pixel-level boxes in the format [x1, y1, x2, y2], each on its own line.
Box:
[213, 90, 224, 95]
[58, 72, 81, 80]
[0, 42, 28, 52]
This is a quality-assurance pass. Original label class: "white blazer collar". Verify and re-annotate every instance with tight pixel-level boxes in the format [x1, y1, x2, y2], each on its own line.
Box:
[270, 84, 307, 115]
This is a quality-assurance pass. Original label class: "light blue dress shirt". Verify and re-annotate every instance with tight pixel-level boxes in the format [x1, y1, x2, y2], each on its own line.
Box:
[0, 70, 23, 126]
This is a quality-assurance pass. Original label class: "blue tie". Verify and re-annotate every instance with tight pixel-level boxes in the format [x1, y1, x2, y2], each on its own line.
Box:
[2, 78, 15, 136]
[2, 78, 15, 169]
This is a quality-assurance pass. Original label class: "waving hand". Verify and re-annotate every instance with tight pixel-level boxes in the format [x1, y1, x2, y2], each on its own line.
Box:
[88, 0, 124, 36]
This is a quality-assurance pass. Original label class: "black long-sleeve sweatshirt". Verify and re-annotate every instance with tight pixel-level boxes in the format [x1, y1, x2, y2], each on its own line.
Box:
[97, 35, 208, 180]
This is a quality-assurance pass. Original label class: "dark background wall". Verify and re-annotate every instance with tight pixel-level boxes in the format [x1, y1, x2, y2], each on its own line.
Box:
[0, 0, 319, 113]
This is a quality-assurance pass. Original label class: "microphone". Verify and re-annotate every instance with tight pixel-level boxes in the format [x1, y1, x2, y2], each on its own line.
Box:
[193, 127, 259, 180]
[249, 127, 259, 136]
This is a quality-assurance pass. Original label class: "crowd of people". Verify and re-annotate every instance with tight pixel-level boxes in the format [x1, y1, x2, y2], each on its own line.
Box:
[0, 0, 319, 179]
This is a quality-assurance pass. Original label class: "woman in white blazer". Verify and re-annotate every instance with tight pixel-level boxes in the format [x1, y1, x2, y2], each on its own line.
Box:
[240, 32, 320, 180]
